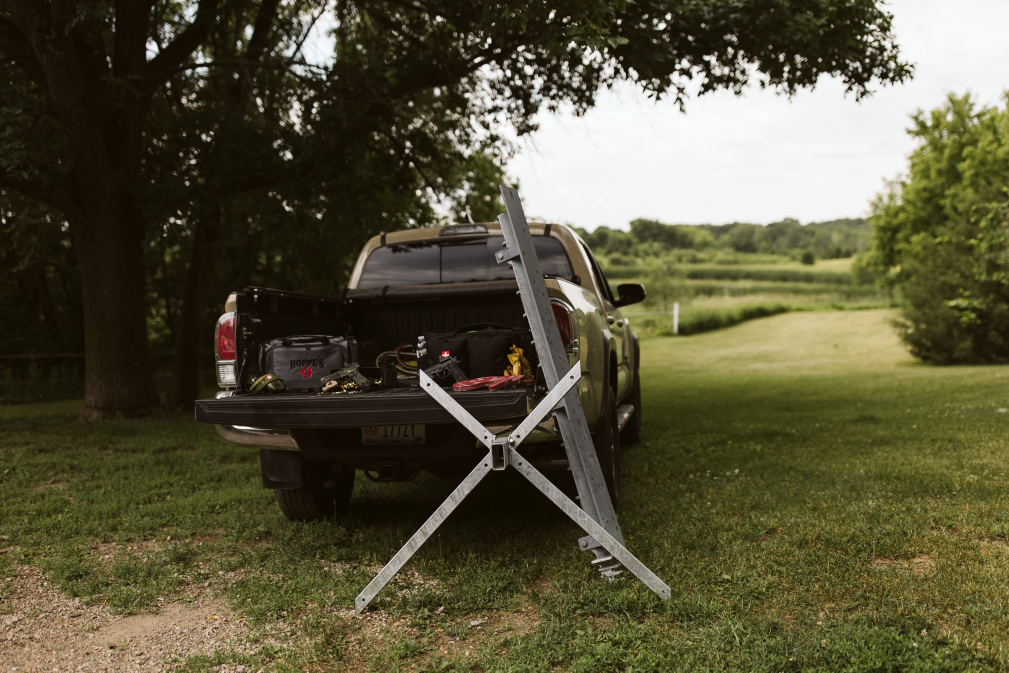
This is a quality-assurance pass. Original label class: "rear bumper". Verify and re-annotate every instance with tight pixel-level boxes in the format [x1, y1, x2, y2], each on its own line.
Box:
[208, 394, 629, 470]
[201, 387, 538, 455]
[216, 424, 299, 450]
[195, 387, 531, 428]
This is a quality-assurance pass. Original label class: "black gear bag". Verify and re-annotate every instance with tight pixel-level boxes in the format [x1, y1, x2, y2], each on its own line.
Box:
[419, 324, 537, 379]
[259, 335, 358, 390]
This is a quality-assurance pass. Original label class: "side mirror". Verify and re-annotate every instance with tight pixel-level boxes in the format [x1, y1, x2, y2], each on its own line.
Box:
[614, 283, 646, 307]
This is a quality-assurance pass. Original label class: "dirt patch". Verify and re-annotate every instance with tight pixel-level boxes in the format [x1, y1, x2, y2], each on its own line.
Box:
[529, 575, 555, 593]
[872, 555, 932, 574]
[345, 605, 541, 668]
[755, 529, 781, 544]
[0, 564, 282, 672]
[338, 567, 542, 669]
[94, 540, 162, 563]
[190, 529, 224, 545]
[355, 566, 443, 611]
[93, 531, 222, 564]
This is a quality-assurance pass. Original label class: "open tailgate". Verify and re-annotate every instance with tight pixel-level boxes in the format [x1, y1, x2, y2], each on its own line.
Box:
[194, 387, 530, 428]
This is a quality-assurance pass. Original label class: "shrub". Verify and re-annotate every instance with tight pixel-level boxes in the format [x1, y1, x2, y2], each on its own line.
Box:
[800, 251, 816, 265]
[712, 250, 739, 265]
[866, 93, 1009, 363]
[643, 266, 692, 310]
[607, 253, 634, 266]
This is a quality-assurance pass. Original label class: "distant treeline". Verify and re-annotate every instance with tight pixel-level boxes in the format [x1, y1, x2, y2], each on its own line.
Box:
[577, 217, 870, 261]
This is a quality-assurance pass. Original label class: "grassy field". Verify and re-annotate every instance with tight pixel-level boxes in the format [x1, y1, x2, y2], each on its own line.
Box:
[610, 258, 892, 336]
[4, 310, 1009, 670]
[604, 257, 856, 283]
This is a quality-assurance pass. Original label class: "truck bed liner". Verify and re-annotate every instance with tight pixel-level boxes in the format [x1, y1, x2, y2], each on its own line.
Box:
[194, 387, 531, 428]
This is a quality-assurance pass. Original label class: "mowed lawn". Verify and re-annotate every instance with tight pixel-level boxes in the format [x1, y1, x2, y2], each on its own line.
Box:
[3, 309, 1009, 671]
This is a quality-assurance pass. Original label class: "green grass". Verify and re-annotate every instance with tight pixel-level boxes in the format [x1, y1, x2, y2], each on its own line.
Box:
[604, 257, 856, 284]
[623, 282, 892, 336]
[607, 265, 853, 284]
[4, 309, 1009, 670]
[611, 257, 888, 336]
[681, 264, 852, 285]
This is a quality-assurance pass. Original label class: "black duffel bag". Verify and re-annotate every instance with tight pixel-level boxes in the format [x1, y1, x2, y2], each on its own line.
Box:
[259, 335, 358, 390]
[419, 324, 537, 378]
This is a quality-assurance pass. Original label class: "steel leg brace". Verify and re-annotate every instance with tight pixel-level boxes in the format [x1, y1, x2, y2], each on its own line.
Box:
[354, 364, 670, 614]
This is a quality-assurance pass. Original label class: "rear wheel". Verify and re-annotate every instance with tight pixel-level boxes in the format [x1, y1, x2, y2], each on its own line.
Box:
[593, 390, 621, 509]
[274, 463, 355, 521]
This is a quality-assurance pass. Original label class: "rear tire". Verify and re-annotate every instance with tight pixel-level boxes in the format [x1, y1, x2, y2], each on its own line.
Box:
[274, 463, 355, 522]
[593, 390, 621, 509]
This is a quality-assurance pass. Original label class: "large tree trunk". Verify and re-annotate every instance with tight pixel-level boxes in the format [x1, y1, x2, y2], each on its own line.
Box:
[9, 1, 163, 419]
[73, 205, 160, 420]
[165, 219, 215, 410]
[5, 0, 247, 418]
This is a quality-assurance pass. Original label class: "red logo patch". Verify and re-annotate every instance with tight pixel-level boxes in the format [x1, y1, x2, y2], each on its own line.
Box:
[441, 350, 451, 360]
[299, 366, 314, 380]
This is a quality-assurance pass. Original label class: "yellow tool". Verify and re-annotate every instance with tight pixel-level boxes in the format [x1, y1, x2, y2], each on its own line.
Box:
[505, 344, 532, 377]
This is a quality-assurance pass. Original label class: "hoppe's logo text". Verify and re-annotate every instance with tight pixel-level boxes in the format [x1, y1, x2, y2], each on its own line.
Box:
[290, 359, 325, 369]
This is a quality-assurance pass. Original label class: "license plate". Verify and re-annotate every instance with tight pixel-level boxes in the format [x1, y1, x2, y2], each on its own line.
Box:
[361, 425, 426, 445]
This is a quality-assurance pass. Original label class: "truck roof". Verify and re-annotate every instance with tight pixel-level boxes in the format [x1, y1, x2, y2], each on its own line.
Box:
[347, 222, 588, 290]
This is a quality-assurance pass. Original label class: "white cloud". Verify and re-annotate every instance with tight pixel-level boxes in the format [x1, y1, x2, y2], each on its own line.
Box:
[506, 0, 1009, 230]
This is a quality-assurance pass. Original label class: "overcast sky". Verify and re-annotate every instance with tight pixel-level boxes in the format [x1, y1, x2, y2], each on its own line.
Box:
[504, 0, 1009, 231]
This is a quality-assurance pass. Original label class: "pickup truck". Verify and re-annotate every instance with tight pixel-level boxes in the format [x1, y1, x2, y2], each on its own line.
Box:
[195, 222, 646, 521]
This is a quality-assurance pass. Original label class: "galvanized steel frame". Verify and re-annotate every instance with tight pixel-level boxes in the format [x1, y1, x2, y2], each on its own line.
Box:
[353, 188, 670, 614]
[496, 186, 622, 543]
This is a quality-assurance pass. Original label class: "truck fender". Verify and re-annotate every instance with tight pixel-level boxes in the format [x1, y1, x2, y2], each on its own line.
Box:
[598, 329, 617, 419]
[632, 333, 640, 381]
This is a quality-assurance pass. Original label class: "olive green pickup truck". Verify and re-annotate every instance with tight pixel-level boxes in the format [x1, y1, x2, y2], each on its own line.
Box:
[195, 222, 646, 521]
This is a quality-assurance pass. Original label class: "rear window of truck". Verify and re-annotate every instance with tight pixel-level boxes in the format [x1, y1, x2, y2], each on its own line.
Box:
[358, 236, 574, 288]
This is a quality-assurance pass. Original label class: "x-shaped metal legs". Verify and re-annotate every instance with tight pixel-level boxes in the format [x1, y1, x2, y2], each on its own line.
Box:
[354, 363, 670, 614]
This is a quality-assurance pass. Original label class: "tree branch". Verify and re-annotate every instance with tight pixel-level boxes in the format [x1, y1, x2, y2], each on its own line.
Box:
[71, 10, 114, 101]
[144, 0, 220, 92]
[287, 3, 327, 64]
[0, 14, 47, 86]
[114, 0, 155, 78]
[0, 167, 75, 215]
[245, 0, 280, 62]
[158, 57, 326, 78]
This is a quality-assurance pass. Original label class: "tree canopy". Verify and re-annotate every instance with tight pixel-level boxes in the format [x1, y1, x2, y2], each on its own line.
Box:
[862, 93, 1009, 363]
[0, 0, 912, 414]
[580, 217, 871, 263]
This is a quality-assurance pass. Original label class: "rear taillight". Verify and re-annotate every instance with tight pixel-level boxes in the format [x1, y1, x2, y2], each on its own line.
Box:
[215, 312, 236, 360]
[215, 312, 237, 387]
[551, 300, 574, 347]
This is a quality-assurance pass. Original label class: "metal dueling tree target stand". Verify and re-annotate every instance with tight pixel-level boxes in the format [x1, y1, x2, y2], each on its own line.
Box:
[354, 187, 670, 614]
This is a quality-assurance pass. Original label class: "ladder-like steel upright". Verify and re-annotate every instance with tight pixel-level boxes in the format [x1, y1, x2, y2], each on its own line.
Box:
[354, 187, 670, 614]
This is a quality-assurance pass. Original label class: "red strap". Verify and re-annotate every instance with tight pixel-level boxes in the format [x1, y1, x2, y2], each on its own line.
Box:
[453, 375, 533, 392]
[488, 375, 525, 391]
[452, 376, 502, 391]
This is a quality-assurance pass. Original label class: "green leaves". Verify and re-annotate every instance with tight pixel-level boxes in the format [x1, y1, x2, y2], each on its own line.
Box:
[865, 94, 1009, 363]
[1, 0, 914, 406]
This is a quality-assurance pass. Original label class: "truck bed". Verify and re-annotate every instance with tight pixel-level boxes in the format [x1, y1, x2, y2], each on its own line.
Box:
[194, 386, 531, 428]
